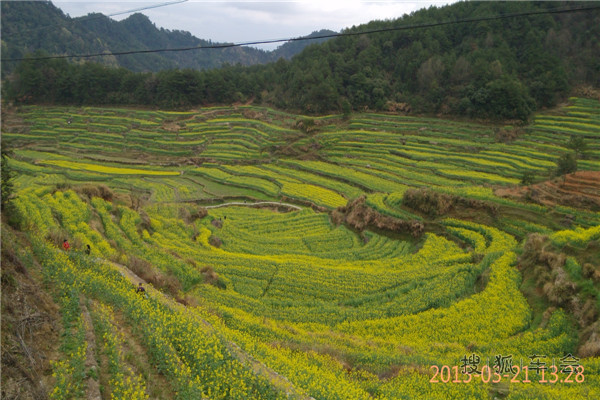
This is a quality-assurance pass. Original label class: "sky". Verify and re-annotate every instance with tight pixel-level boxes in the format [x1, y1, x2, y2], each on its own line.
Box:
[52, 0, 455, 50]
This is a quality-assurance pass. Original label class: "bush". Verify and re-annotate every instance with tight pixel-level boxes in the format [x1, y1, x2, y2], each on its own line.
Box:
[190, 207, 207, 221]
[136, 209, 152, 234]
[201, 266, 226, 289]
[75, 184, 114, 201]
[296, 118, 317, 133]
[556, 153, 577, 176]
[469, 76, 535, 122]
[520, 171, 535, 186]
[178, 207, 191, 222]
[128, 255, 153, 280]
[402, 189, 454, 216]
[45, 228, 63, 248]
[494, 126, 521, 143]
[128, 255, 182, 297]
[209, 235, 222, 248]
[567, 135, 588, 159]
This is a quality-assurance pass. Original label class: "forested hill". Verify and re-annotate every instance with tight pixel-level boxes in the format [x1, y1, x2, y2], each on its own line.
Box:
[3, 1, 600, 121]
[0, 1, 335, 74]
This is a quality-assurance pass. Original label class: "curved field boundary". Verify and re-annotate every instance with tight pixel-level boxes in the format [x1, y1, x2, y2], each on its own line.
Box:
[204, 201, 302, 211]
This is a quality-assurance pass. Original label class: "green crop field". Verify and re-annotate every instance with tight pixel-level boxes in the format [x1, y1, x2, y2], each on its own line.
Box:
[2, 98, 600, 399]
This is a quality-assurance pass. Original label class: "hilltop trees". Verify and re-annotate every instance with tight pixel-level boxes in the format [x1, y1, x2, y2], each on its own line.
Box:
[3, 2, 599, 120]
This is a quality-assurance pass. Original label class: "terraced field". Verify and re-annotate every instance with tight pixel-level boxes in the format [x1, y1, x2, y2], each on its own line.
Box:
[2, 98, 600, 399]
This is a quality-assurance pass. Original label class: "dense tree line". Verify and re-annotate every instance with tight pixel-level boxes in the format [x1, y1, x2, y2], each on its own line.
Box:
[3, 1, 599, 121]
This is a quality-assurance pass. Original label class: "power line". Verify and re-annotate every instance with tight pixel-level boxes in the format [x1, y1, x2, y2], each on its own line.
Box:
[3, 4, 599, 63]
[103, 0, 188, 19]
[3, 0, 188, 37]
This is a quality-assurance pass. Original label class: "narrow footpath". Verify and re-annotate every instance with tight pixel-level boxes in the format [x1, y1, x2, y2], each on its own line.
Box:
[109, 261, 313, 400]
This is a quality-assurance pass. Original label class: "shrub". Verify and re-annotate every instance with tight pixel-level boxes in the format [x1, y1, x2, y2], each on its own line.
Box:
[200, 265, 226, 289]
[209, 235, 222, 248]
[128, 255, 182, 297]
[402, 189, 454, 216]
[579, 323, 600, 357]
[178, 207, 191, 222]
[520, 171, 535, 186]
[190, 207, 207, 221]
[46, 227, 72, 248]
[556, 152, 577, 176]
[127, 255, 153, 281]
[296, 118, 316, 133]
[136, 209, 152, 235]
[75, 184, 114, 201]
[567, 135, 588, 159]
[494, 126, 522, 143]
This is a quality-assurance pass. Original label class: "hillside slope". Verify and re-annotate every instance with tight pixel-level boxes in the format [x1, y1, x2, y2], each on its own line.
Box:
[2, 99, 599, 399]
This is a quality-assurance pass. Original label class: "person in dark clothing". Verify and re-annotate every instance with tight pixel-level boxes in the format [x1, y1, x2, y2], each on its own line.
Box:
[136, 282, 146, 294]
[85, 244, 91, 255]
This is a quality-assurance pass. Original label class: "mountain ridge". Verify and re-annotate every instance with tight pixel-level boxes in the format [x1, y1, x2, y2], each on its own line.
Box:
[0, 1, 337, 74]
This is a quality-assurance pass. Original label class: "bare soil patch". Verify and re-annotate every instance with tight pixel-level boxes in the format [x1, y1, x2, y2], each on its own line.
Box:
[495, 171, 600, 211]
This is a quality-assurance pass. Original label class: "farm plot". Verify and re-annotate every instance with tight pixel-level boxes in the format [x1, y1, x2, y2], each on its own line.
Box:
[3, 99, 600, 400]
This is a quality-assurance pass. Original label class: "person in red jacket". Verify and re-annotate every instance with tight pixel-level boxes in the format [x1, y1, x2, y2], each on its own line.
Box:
[63, 239, 70, 251]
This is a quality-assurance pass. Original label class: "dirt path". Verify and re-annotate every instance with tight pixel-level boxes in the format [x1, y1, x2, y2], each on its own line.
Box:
[80, 301, 102, 400]
[109, 261, 312, 400]
[204, 201, 302, 211]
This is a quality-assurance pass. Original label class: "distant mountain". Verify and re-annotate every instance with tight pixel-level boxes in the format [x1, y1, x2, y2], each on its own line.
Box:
[0, 1, 336, 75]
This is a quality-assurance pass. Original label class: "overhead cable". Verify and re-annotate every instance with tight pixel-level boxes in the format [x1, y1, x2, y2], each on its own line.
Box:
[3, 4, 599, 63]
